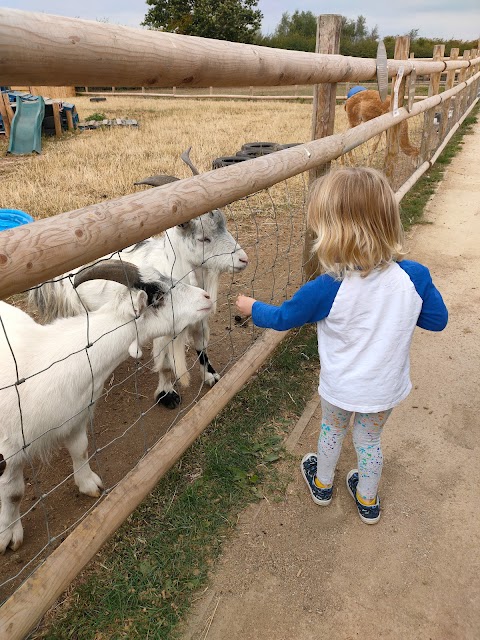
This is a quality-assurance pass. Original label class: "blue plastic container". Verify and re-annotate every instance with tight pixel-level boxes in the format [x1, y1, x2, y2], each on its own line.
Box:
[0, 209, 34, 231]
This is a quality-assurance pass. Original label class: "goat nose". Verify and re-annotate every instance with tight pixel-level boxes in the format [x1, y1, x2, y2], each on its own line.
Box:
[204, 293, 211, 299]
[240, 257, 249, 264]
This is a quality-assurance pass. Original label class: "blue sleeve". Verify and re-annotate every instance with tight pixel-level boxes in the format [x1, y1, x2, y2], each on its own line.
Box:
[398, 260, 448, 331]
[251, 274, 341, 331]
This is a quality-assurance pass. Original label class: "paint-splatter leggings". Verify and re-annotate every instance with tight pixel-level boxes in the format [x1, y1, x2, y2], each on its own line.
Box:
[317, 398, 392, 502]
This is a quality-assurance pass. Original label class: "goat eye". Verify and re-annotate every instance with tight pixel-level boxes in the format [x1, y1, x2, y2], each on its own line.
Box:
[199, 237, 211, 243]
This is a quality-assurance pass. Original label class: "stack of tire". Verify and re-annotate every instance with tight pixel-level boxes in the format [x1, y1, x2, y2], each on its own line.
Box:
[212, 142, 301, 169]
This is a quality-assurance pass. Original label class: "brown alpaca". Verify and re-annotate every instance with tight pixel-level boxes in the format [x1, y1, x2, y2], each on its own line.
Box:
[345, 89, 419, 158]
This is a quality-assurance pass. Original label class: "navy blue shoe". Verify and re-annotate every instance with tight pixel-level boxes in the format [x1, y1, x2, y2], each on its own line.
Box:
[301, 453, 333, 505]
[346, 469, 381, 524]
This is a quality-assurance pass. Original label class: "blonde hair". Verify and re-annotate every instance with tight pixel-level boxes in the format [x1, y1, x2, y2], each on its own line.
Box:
[307, 167, 406, 279]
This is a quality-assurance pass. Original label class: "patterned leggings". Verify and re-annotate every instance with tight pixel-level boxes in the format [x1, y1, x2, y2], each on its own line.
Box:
[317, 398, 392, 502]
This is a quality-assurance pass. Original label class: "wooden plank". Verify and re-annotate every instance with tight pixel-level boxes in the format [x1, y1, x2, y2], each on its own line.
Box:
[65, 108, 74, 131]
[0, 8, 474, 88]
[0, 327, 288, 640]
[0, 71, 478, 300]
[52, 101, 62, 136]
[304, 13, 342, 282]
[2, 92, 15, 124]
[385, 36, 411, 187]
[0, 94, 11, 139]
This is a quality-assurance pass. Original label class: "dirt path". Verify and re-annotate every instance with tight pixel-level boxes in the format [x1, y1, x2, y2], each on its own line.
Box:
[181, 121, 480, 640]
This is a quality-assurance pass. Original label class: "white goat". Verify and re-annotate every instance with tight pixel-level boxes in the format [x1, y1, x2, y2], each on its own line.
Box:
[29, 148, 249, 409]
[0, 261, 212, 553]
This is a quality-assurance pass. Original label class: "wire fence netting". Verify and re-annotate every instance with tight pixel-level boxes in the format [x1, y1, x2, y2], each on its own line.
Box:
[0, 75, 478, 604]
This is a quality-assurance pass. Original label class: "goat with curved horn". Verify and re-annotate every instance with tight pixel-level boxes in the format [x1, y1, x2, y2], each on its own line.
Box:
[31, 148, 249, 410]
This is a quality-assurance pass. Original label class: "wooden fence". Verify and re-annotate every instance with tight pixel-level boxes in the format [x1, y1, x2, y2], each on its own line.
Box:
[0, 9, 479, 638]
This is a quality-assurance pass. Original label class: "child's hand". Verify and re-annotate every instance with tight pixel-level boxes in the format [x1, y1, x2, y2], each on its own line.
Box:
[236, 294, 256, 317]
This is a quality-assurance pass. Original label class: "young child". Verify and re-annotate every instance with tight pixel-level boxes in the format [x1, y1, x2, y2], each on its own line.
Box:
[236, 167, 447, 525]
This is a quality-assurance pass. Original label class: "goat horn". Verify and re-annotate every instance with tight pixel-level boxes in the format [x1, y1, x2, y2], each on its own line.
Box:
[134, 175, 180, 187]
[74, 261, 141, 289]
[180, 147, 200, 176]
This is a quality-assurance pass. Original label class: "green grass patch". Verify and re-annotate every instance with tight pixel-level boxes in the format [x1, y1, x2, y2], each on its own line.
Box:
[85, 112, 107, 121]
[400, 103, 479, 229]
[38, 326, 319, 639]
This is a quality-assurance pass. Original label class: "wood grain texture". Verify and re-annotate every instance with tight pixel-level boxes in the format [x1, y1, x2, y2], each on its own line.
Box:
[0, 9, 474, 88]
[0, 95, 11, 138]
[385, 36, 411, 185]
[419, 45, 446, 164]
[304, 14, 342, 282]
[440, 48, 459, 140]
[0, 327, 287, 640]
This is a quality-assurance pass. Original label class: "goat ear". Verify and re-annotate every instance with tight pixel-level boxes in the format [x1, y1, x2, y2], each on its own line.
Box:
[133, 290, 148, 315]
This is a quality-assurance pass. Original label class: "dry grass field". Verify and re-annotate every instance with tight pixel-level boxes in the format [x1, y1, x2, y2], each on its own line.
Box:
[0, 97, 312, 219]
[0, 96, 421, 220]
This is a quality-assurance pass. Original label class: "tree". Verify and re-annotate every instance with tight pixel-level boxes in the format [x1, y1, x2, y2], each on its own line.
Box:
[143, 0, 263, 44]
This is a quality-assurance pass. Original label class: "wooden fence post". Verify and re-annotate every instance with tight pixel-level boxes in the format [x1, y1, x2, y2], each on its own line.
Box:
[475, 39, 480, 98]
[52, 101, 62, 136]
[303, 13, 342, 282]
[419, 44, 445, 164]
[454, 50, 470, 124]
[385, 36, 410, 187]
[440, 48, 459, 140]
[468, 48, 478, 105]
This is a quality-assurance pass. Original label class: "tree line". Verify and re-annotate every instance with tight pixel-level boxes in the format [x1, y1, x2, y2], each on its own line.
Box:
[256, 11, 477, 58]
[142, 2, 478, 57]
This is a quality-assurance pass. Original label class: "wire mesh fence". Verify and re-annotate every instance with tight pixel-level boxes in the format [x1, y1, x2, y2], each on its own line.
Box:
[0, 174, 309, 602]
[0, 57, 478, 619]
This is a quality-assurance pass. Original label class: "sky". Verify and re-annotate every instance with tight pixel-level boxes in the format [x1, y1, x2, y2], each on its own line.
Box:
[5, 0, 480, 41]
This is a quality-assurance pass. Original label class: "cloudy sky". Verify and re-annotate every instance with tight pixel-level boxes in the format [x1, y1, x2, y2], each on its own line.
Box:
[5, 0, 480, 40]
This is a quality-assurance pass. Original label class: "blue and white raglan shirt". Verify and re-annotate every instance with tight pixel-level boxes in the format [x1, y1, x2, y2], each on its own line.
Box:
[252, 261, 448, 413]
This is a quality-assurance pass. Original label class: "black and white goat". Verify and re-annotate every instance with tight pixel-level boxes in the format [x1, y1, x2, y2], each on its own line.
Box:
[0, 261, 212, 553]
[29, 149, 248, 409]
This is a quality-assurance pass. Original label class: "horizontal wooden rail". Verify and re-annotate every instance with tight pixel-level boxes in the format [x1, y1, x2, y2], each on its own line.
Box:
[0, 327, 287, 640]
[1, 9, 478, 88]
[75, 90, 428, 102]
[0, 69, 478, 301]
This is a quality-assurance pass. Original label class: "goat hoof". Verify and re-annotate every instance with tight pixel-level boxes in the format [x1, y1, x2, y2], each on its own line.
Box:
[156, 390, 181, 409]
[205, 372, 221, 387]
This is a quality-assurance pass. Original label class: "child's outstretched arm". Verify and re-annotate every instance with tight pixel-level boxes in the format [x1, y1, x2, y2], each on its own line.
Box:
[235, 274, 341, 332]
